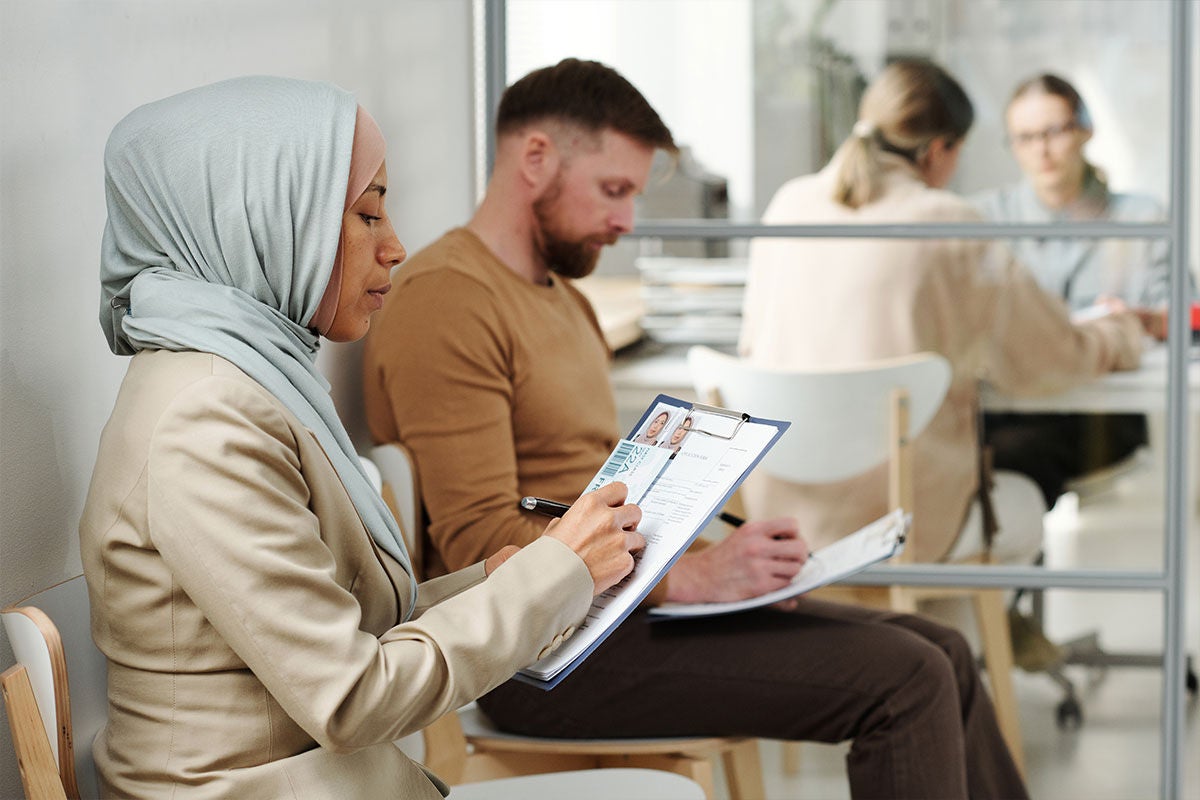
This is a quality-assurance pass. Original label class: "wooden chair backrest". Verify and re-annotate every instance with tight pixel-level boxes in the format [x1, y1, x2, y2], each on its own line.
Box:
[2, 575, 106, 800]
[687, 346, 951, 485]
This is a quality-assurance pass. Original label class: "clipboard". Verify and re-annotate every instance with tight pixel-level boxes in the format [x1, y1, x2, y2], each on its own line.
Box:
[515, 394, 789, 689]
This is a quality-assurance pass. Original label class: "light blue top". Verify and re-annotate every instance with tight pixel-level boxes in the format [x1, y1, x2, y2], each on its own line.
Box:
[972, 172, 1168, 310]
[98, 76, 416, 607]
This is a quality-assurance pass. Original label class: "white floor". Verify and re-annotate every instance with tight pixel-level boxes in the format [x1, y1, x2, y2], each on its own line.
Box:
[711, 460, 1200, 800]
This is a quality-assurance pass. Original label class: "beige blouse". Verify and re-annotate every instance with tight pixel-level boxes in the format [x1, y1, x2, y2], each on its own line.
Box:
[80, 350, 593, 798]
[739, 151, 1143, 561]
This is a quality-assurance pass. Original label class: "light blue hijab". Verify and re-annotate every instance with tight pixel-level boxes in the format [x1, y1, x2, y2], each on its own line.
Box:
[100, 76, 416, 611]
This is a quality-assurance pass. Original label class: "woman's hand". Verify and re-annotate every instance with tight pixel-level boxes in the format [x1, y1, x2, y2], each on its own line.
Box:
[484, 545, 522, 576]
[544, 482, 645, 596]
[1134, 306, 1169, 341]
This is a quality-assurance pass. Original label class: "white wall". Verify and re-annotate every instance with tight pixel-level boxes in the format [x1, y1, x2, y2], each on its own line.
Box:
[508, 0, 754, 215]
[942, 0, 1173, 203]
[0, 2, 476, 795]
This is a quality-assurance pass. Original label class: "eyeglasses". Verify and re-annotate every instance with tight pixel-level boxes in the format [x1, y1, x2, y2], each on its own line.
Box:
[1006, 120, 1080, 149]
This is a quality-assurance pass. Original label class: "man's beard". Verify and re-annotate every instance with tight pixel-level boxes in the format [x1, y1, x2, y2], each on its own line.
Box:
[533, 180, 617, 280]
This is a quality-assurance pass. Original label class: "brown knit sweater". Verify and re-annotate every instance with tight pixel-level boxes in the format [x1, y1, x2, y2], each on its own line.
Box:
[364, 228, 633, 582]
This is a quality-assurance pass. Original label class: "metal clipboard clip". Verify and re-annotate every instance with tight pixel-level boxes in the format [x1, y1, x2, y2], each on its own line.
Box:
[687, 402, 750, 440]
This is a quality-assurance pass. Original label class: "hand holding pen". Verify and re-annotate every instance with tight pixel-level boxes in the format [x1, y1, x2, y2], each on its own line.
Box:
[523, 496, 746, 529]
[528, 483, 645, 597]
[520, 496, 572, 517]
[522, 495, 806, 602]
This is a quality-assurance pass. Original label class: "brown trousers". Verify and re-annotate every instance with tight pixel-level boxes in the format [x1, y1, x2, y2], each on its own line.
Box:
[480, 599, 1028, 800]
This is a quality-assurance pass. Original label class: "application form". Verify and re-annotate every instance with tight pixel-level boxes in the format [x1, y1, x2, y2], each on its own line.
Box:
[517, 395, 788, 688]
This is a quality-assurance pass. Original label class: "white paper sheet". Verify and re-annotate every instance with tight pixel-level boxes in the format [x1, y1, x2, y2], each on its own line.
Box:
[647, 509, 909, 619]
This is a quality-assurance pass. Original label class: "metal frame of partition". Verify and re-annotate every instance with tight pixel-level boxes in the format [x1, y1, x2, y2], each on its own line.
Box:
[479, 0, 1193, 793]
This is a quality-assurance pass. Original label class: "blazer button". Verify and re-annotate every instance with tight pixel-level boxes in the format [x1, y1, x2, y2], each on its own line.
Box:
[563, 625, 576, 638]
[538, 645, 552, 659]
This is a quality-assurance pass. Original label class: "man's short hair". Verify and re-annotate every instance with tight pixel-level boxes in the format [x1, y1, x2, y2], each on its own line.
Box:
[496, 58, 677, 153]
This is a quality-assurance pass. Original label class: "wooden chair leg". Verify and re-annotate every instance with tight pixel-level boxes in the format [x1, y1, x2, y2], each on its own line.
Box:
[781, 740, 803, 775]
[669, 756, 717, 800]
[721, 740, 765, 800]
[420, 712, 467, 784]
[888, 585, 918, 614]
[972, 589, 1026, 776]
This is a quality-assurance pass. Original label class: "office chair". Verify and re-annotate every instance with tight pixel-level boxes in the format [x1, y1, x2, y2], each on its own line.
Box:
[1011, 555, 1198, 729]
[368, 444, 767, 800]
[687, 345, 1027, 774]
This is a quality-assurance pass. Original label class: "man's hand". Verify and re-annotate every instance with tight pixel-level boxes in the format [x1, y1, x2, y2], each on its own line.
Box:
[544, 482, 646, 596]
[664, 517, 809, 604]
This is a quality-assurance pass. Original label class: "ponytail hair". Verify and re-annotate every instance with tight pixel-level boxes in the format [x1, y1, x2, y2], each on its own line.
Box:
[833, 59, 974, 209]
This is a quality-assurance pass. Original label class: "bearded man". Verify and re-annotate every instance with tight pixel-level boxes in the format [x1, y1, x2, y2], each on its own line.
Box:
[361, 58, 1027, 799]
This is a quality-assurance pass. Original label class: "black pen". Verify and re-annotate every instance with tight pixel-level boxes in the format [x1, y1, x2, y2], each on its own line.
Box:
[719, 511, 798, 544]
[520, 496, 571, 518]
[523, 497, 746, 528]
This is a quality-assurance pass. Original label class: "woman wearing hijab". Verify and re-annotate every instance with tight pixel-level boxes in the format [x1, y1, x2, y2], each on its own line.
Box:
[81, 76, 643, 799]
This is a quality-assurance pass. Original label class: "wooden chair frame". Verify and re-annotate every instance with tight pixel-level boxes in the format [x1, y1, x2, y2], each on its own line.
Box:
[3, 577, 98, 800]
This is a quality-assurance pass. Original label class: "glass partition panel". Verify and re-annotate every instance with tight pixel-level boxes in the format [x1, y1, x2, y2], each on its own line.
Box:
[1018, 588, 1170, 798]
[506, 0, 1172, 231]
[604, 235, 1174, 568]
[501, 1, 1194, 793]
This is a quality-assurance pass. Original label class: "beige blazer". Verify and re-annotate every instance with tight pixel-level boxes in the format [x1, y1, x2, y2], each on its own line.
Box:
[740, 152, 1143, 561]
[79, 350, 593, 799]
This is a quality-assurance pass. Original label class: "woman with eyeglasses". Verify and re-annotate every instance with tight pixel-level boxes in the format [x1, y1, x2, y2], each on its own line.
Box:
[974, 73, 1168, 315]
[974, 73, 1166, 516]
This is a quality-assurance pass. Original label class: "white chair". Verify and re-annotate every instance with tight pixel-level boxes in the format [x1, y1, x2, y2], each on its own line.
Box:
[369, 443, 766, 800]
[2, 574, 705, 800]
[3, 575, 105, 800]
[687, 345, 1026, 775]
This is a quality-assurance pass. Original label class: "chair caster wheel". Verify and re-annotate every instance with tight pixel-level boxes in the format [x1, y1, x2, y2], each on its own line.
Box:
[1056, 698, 1083, 730]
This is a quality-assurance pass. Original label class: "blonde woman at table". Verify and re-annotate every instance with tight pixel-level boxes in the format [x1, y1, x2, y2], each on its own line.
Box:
[739, 58, 1153, 569]
[974, 73, 1169, 512]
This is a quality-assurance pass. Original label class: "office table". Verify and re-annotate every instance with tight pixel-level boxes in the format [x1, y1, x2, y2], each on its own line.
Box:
[980, 344, 1199, 414]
